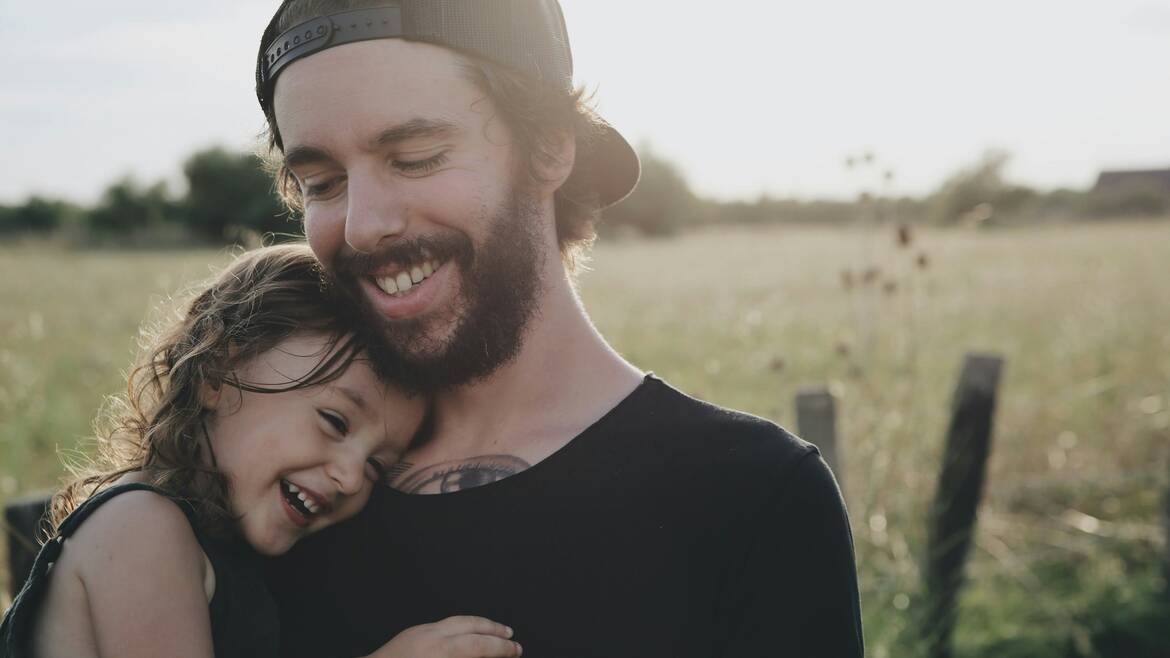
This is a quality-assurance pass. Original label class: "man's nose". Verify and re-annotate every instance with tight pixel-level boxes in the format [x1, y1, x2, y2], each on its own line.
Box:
[344, 169, 408, 254]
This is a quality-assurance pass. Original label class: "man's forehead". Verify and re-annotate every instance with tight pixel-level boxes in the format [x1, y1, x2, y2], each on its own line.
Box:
[272, 39, 478, 146]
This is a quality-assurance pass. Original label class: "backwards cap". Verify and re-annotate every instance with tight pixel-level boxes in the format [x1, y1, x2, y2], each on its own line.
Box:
[256, 0, 639, 208]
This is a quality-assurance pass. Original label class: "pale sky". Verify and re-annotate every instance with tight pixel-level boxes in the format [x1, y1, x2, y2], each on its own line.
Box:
[2, 0, 1168, 204]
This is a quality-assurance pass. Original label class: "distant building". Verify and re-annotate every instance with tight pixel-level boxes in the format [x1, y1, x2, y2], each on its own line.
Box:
[1093, 168, 1170, 193]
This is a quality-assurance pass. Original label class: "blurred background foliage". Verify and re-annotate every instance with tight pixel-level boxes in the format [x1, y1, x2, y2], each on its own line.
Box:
[3, 145, 1169, 244]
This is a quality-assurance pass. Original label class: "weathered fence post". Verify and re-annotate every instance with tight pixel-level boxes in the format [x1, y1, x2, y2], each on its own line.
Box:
[796, 387, 842, 492]
[4, 491, 52, 600]
[1164, 457, 1170, 604]
[920, 353, 1004, 658]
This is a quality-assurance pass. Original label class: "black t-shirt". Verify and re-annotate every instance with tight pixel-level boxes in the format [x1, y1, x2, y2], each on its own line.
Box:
[266, 375, 864, 657]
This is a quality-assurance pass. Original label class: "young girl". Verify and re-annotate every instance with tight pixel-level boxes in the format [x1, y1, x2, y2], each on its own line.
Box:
[0, 245, 521, 658]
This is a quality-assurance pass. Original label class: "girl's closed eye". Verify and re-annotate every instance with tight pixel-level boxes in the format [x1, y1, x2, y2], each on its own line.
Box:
[366, 457, 389, 483]
[318, 410, 348, 435]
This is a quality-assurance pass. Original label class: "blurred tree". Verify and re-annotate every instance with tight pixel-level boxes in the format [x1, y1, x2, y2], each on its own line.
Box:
[86, 177, 173, 234]
[0, 196, 82, 234]
[602, 145, 698, 236]
[926, 150, 1037, 225]
[181, 147, 293, 242]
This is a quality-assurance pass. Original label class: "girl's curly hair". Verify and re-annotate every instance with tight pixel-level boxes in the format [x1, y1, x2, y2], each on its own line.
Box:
[49, 244, 365, 539]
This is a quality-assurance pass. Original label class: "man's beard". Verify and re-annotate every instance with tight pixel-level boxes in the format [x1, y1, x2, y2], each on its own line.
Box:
[328, 190, 545, 393]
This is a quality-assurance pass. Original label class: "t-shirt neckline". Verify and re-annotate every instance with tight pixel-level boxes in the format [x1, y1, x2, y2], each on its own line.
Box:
[380, 373, 661, 501]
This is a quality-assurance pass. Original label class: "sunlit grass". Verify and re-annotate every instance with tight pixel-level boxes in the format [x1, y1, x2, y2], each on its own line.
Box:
[2, 221, 1168, 655]
[582, 220, 1170, 656]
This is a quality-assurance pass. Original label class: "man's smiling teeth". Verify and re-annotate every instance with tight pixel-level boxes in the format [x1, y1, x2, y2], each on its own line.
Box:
[376, 259, 440, 296]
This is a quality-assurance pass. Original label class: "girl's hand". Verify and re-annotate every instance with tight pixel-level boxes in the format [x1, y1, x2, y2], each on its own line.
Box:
[366, 616, 522, 658]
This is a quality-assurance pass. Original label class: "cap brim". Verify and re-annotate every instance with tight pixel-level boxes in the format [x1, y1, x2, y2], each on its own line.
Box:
[586, 118, 640, 209]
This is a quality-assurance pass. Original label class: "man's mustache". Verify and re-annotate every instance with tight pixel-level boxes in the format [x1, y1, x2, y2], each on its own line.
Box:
[331, 233, 473, 280]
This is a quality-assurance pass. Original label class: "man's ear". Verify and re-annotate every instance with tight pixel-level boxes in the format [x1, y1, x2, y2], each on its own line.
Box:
[534, 130, 576, 193]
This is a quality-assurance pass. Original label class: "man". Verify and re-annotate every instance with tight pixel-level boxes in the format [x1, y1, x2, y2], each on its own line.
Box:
[257, 1, 864, 656]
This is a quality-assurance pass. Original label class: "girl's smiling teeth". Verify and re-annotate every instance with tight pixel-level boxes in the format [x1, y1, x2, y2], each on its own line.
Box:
[280, 479, 322, 517]
[374, 259, 441, 296]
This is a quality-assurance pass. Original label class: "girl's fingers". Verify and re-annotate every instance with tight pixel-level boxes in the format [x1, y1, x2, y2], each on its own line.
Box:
[434, 615, 514, 639]
[446, 634, 523, 657]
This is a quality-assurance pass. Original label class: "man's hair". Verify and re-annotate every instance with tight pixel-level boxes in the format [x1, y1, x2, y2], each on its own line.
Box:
[261, 0, 606, 271]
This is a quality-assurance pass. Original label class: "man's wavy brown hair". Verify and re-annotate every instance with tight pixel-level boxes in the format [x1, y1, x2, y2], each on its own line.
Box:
[49, 244, 365, 539]
[260, 0, 606, 272]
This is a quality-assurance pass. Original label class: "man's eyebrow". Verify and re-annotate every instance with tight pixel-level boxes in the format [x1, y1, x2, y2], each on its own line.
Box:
[282, 119, 456, 169]
[283, 145, 334, 170]
[371, 118, 458, 148]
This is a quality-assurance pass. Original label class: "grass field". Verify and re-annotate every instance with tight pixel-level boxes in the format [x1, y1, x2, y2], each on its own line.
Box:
[2, 220, 1168, 656]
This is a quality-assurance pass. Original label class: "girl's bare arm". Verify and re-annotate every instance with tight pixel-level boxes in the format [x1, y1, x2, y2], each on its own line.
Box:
[68, 490, 215, 658]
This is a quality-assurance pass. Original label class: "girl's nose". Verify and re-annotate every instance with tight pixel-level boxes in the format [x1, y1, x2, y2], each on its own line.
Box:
[325, 447, 366, 497]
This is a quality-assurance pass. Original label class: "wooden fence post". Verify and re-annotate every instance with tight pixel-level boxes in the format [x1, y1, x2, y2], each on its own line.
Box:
[920, 353, 1004, 658]
[1164, 457, 1170, 604]
[4, 491, 52, 600]
[796, 387, 842, 492]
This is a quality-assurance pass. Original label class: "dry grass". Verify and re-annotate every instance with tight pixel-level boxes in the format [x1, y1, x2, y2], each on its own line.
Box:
[2, 220, 1168, 655]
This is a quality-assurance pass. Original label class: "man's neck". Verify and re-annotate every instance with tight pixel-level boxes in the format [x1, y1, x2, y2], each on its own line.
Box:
[390, 255, 643, 493]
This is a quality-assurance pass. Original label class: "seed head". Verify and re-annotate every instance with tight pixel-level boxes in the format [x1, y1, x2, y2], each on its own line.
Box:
[896, 223, 913, 248]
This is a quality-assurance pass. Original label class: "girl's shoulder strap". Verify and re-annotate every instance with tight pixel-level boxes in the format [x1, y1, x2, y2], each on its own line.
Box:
[54, 482, 200, 541]
[1, 483, 211, 657]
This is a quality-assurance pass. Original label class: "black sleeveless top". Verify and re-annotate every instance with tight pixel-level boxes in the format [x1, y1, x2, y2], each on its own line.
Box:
[0, 483, 279, 658]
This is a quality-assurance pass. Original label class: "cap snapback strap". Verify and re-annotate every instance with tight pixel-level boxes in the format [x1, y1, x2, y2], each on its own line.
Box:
[260, 7, 405, 93]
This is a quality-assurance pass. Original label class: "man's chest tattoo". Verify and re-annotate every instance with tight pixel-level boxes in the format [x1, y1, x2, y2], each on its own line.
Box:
[389, 455, 532, 494]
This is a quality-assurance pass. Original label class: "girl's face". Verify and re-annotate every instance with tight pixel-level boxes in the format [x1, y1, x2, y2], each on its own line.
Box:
[204, 333, 424, 556]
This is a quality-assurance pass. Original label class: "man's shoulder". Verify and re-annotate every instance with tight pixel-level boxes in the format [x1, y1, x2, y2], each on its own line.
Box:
[616, 375, 818, 474]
